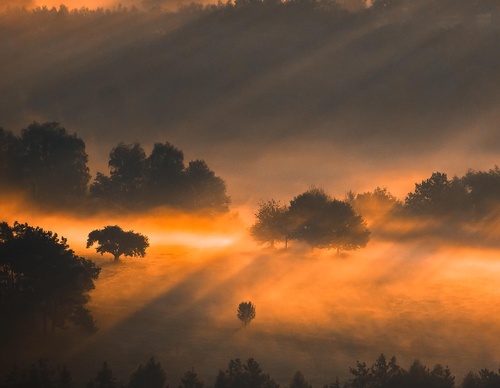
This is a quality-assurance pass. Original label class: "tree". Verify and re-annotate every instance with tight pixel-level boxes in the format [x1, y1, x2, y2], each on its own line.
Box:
[461, 167, 500, 218]
[348, 187, 402, 221]
[250, 199, 291, 248]
[0, 222, 100, 337]
[129, 358, 167, 388]
[0, 127, 20, 187]
[345, 355, 454, 388]
[404, 172, 469, 217]
[237, 301, 256, 327]
[90, 142, 147, 205]
[147, 142, 185, 206]
[288, 371, 312, 388]
[288, 188, 370, 254]
[18, 122, 90, 205]
[214, 358, 279, 388]
[86, 225, 149, 261]
[182, 160, 231, 212]
[87, 362, 119, 388]
[179, 368, 205, 388]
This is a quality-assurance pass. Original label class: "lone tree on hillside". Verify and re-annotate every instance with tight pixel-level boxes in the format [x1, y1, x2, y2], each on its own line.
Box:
[86, 225, 149, 261]
[237, 301, 256, 327]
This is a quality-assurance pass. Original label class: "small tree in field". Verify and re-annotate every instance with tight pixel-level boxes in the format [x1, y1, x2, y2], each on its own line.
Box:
[237, 301, 256, 327]
[87, 225, 149, 261]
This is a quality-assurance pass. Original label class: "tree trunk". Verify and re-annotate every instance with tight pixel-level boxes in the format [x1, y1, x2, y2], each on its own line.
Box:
[113, 254, 121, 262]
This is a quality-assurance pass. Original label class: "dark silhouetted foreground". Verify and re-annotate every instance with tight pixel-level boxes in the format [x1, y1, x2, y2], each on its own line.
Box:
[3, 354, 500, 387]
[0, 221, 100, 340]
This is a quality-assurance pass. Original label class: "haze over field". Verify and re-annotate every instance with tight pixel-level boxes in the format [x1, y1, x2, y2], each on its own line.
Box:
[2, 0, 500, 386]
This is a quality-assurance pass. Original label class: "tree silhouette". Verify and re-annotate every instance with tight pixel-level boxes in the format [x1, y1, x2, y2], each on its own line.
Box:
[250, 199, 291, 248]
[214, 358, 279, 388]
[348, 187, 402, 221]
[12, 122, 90, 205]
[86, 225, 149, 262]
[179, 368, 205, 388]
[0, 221, 100, 337]
[288, 188, 370, 254]
[89, 142, 230, 212]
[90, 142, 147, 205]
[87, 362, 120, 388]
[129, 358, 167, 388]
[182, 160, 231, 212]
[288, 371, 312, 388]
[147, 142, 185, 206]
[237, 301, 256, 327]
[345, 354, 454, 388]
[404, 172, 469, 217]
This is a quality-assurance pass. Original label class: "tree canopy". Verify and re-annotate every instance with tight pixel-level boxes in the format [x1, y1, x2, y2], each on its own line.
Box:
[0, 122, 230, 213]
[86, 225, 149, 261]
[251, 188, 370, 253]
[237, 301, 256, 327]
[90, 142, 230, 212]
[0, 221, 100, 337]
[0, 122, 90, 205]
[214, 358, 279, 388]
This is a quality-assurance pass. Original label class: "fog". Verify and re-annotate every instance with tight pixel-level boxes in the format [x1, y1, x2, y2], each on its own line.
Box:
[2, 1, 500, 386]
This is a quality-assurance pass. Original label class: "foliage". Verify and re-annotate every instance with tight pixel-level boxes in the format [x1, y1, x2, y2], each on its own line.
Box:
[0, 221, 100, 337]
[237, 301, 256, 327]
[288, 371, 312, 388]
[2, 359, 72, 388]
[90, 143, 230, 212]
[86, 225, 149, 261]
[250, 200, 291, 247]
[250, 189, 370, 252]
[461, 369, 500, 388]
[344, 354, 454, 388]
[288, 188, 370, 253]
[0, 122, 90, 205]
[129, 358, 168, 388]
[214, 358, 279, 388]
[179, 368, 205, 388]
[404, 172, 469, 217]
[348, 187, 402, 220]
[87, 362, 121, 388]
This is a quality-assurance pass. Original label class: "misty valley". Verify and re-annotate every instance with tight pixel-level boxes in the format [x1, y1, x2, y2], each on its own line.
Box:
[2, 0, 500, 387]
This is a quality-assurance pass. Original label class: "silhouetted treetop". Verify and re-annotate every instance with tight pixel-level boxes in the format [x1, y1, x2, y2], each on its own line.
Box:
[0, 122, 91, 205]
[129, 358, 168, 388]
[214, 358, 279, 388]
[90, 142, 230, 212]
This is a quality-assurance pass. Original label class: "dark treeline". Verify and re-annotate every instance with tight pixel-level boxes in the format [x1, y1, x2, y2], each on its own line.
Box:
[2, 354, 500, 388]
[348, 168, 500, 222]
[0, 122, 230, 212]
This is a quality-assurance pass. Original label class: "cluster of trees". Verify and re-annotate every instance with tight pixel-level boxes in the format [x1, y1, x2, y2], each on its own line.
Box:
[251, 167, 500, 248]
[0, 221, 100, 339]
[0, 122, 230, 212]
[3, 354, 500, 388]
[346, 168, 500, 222]
[250, 188, 370, 252]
